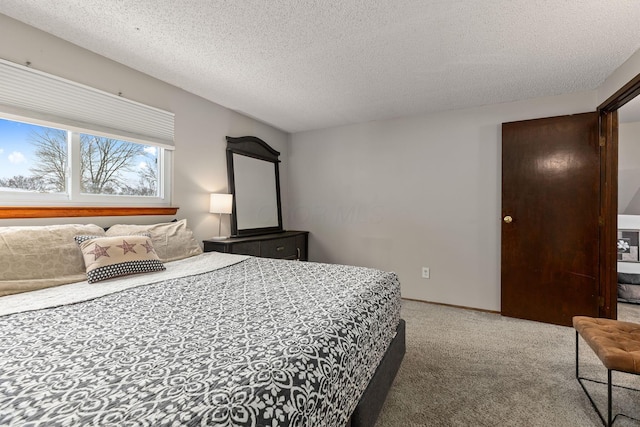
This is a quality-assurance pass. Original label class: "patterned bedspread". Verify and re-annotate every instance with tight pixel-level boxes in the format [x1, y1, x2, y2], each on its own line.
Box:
[0, 256, 401, 426]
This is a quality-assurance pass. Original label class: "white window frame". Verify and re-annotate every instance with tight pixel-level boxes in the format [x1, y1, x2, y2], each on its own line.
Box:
[0, 112, 172, 207]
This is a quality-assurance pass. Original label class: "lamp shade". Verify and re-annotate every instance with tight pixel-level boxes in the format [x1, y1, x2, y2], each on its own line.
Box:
[209, 193, 233, 214]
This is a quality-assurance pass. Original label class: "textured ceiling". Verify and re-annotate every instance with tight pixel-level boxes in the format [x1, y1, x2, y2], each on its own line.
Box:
[1, 1, 640, 133]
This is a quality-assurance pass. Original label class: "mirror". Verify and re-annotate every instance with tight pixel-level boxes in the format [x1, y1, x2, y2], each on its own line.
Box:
[226, 136, 283, 236]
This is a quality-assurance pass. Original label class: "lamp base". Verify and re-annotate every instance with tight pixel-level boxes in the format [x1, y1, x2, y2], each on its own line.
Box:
[209, 235, 230, 241]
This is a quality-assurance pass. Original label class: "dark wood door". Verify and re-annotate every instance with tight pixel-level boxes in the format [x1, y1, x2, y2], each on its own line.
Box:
[501, 112, 601, 326]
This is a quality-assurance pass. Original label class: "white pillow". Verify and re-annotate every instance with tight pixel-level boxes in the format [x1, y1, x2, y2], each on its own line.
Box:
[105, 219, 202, 262]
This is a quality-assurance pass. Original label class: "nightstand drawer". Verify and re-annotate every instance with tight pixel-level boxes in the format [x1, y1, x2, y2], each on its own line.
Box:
[203, 231, 308, 261]
[260, 237, 297, 259]
[230, 241, 260, 256]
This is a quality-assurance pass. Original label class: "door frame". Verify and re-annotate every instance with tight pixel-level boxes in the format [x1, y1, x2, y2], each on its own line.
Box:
[598, 73, 640, 319]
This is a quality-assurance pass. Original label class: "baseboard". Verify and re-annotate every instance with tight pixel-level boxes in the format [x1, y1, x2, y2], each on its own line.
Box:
[402, 297, 500, 315]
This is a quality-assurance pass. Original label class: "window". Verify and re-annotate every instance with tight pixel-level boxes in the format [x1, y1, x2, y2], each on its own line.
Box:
[0, 59, 174, 210]
[0, 116, 170, 205]
[79, 133, 160, 197]
[0, 119, 67, 194]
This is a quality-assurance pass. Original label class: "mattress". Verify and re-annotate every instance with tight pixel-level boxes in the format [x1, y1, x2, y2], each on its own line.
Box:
[0, 254, 401, 426]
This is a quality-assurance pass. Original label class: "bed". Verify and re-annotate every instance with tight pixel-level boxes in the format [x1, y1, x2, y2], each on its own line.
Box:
[0, 222, 404, 426]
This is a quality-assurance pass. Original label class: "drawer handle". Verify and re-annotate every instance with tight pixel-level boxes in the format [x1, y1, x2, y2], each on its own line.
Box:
[276, 246, 285, 251]
[297, 248, 301, 260]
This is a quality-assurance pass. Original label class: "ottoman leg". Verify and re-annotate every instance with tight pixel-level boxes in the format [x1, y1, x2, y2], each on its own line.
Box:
[576, 331, 612, 426]
[576, 330, 580, 379]
[608, 370, 612, 427]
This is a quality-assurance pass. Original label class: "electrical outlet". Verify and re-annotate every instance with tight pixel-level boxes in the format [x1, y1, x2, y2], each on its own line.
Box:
[421, 267, 430, 279]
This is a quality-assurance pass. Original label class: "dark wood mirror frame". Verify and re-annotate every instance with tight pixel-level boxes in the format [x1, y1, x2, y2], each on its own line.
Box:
[226, 136, 283, 237]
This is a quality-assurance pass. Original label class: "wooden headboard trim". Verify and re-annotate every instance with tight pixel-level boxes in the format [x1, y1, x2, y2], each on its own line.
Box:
[0, 206, 179, 219]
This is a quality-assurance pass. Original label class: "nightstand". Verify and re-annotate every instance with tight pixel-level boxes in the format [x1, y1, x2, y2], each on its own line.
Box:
[203, 231, 309, 261]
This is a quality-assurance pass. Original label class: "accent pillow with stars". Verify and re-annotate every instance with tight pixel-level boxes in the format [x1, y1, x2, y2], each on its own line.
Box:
[75, 234, 165, 283]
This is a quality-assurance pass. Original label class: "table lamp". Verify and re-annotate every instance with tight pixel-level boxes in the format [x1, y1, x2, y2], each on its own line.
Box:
[209, 193, 233, 239]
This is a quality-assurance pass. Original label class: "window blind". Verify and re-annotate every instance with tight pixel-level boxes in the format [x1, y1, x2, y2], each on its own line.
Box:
[0, 59, 174, 149]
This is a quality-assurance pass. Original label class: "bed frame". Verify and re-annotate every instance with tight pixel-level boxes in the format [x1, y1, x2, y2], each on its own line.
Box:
[349, 318, 406, 427]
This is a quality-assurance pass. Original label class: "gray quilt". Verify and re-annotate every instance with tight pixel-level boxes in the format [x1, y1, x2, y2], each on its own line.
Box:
[0, 257, 401, 426]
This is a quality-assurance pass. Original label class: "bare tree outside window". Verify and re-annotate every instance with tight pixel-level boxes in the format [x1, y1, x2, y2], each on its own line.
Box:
[132, 157, 158, 196]
[80, 134, 157, 196]
[29, 128, 67, 192]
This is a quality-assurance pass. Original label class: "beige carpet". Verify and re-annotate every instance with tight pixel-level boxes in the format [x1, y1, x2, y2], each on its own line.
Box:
[376, 300, 640, 426]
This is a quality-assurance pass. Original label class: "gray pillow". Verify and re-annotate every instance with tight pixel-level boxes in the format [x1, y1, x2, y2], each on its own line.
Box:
[618, 272, 640, 285]
[618, 283, 640, 303]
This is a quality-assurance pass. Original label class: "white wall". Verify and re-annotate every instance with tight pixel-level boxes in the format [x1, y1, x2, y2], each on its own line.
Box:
[598, 48, 640, 106]
[618, 121, 640, 214]
[288, 92, 598, 311]
[0, 14, 288, 242]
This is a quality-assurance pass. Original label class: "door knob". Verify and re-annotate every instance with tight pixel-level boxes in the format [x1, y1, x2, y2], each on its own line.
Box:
[503, 215, 513, 223]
